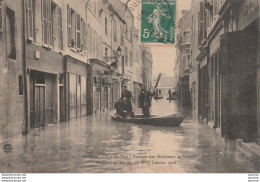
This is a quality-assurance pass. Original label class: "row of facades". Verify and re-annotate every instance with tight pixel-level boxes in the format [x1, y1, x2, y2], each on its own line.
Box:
[0, 0, 153, 140]
[174, 0, 260, 141]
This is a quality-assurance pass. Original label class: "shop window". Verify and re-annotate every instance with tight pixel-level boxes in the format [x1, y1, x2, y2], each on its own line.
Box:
[6, 7, 16, 59]
[18, 75, 23, 96]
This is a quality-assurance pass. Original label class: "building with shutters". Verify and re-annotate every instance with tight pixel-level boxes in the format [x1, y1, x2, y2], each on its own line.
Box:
[174, 10, 192, 107]
[110, 0, 135, 92]
[0, 0, 146, 139]
[141, 45, 153, 90]
[23, 0, 91, 131]
[192, 0, 260, 141]
[132, 27, 143, 109]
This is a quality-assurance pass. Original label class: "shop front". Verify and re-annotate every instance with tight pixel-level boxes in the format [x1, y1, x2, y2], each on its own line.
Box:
[26, 44, 64, 130]
[198, 51, 208, 121]
[90, 59, 111, 113]
[64, 56, 91, 121]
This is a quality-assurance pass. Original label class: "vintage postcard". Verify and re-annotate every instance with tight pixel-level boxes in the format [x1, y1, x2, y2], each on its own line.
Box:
[0, 0, 259, 177]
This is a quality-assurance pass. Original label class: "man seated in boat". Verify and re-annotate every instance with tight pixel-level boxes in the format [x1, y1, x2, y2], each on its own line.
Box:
[120, 85, 134, 114]
[114, 97, 134, 118]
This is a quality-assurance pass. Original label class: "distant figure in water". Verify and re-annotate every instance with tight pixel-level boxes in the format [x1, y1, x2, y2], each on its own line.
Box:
[168, 89, 171, 98]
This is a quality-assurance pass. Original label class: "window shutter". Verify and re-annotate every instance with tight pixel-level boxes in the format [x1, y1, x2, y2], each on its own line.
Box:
[87, 24, 90, 54]
[67, 5, 71, 46]
[27, 0, 34, 40]
[57, 7, 63, 50]
[213, 0, 218, 18]
[198, 2, 205, 45]
[0, 6, 5, 33]
[76, 14, 81, 50]
[48, 0, 52, 47]
[42, 0, 49, 46]
[99, 36, 102, 59]
[80, 18, 84, 51]
[83, 21, 86, 52]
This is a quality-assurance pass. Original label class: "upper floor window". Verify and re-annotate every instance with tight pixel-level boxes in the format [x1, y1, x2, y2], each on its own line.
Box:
[6, 7, 16, 59]
[120, 25, 124, 46]
[113, 20, 117, 42]
[125, 23, 128, 39]
[129, 51, 133, 67]
[105, 47, 108, 56]
[26, 0, 63, 50]
[67, 5, 86, 52]
[105, 17, 108, 35]
[125, 47, 128, 66]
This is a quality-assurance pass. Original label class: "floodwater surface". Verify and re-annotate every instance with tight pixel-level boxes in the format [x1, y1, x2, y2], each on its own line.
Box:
[0, 100, 259, 173]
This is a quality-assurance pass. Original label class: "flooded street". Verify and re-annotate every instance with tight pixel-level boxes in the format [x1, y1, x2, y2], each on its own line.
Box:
[0, 99, 259, 173]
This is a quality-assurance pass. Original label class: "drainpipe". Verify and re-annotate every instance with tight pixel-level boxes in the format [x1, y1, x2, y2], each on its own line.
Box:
[22, 0, 29, 134]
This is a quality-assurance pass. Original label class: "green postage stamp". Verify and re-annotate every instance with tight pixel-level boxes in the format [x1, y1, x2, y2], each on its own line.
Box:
[140, 0, 176, 44]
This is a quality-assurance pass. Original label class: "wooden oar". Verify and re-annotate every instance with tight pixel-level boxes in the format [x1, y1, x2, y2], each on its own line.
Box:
[153, 73, 162, 92]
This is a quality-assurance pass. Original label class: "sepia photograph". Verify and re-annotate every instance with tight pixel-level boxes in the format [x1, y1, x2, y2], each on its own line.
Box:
[0, 0, 260, 177]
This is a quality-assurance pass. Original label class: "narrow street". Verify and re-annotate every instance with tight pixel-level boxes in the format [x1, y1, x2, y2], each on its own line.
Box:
[0, 98, 259, 173]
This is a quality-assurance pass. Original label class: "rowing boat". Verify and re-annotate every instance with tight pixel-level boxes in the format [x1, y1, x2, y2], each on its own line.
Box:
[154, 95, 163, 99]
[110, 112, 185, 127]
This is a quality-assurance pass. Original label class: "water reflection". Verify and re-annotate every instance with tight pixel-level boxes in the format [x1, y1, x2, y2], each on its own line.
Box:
[0, 99, 259, 173]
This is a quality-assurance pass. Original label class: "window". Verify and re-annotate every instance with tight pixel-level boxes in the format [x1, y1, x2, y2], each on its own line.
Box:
[90, 27, 93, 57]
[57, 7, 63, 50]
[42, 0, 51, 46]
[96, 33, 99, 58]
[129, 51, 133, 67]
[26, 0, 34, 40]
[198, 2, 205, 46]
[105, 17, 108, 35]
[120, 25, 124, 46]
[105, 47, 108, 56]
[67, 5, 85, 51]
[18, 76, 23, 96]
[76, 14, 81, 49]
[99, 36, 102, 59]
[67, 5, 72, 46]
[125, 23, 128, 38]
[70, 9, 76, 48]
[213, 0, 218, 18]
[93, 30, 96, 57]
[6, 7, 16, 59]
[80, 18, 86, 52]
[113, 20, 117, 41]
[87, 24, 90, 54]
[129, 27, 132, 42]
[125, 47, 128, 66]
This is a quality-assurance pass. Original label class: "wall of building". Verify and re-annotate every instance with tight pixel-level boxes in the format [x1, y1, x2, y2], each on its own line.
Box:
[189, 0, 201, 118]
[0, 0, 24, 141]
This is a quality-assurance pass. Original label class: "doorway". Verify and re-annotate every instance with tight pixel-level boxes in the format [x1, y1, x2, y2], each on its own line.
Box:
[35, 86, 45, 128]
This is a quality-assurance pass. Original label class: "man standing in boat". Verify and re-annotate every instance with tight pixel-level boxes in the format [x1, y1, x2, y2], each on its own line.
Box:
[138, 86, 155, 117]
